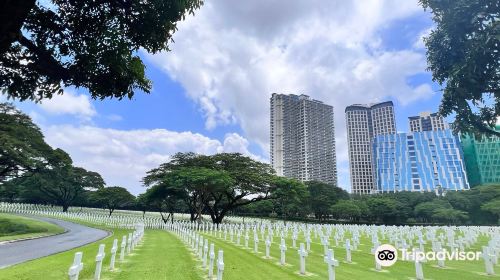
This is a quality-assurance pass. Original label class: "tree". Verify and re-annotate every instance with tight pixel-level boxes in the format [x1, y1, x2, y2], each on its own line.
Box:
[420, 0, 499, 136]
[27, 149, 105, 211]
[203, 153, 275, 224]
[0, 103, 53, 182]
[481, 199, 500, 224]
[144, 152, 276, 224]
[366, 196, 398, 224]
[142, 179, 187, 223]
[1, 0, 203, 102]
[306, 181, 348, 222]
[331, 200, 361, 221]
[431, 208, 469, 225]
[270, 177, 307, 222]
[91, 186, 135, 217]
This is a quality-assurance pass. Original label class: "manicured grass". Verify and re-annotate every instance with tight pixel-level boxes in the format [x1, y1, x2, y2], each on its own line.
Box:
[112, 230, 202, 280]
[0, 225, 131, 280]
[0, 213, 65, 242]
[196, 230, 494, 280]
[0, 218, 495, 280]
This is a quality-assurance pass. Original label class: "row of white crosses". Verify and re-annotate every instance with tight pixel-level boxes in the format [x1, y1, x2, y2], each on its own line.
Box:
[68, 223, 144, 280]
[4, 202, 500, 279]
[168, 222, 225, 280]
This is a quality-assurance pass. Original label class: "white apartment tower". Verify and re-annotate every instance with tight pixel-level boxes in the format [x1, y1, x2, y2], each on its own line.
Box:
[409, 111, 448, 132]
[270, 93, 337, 186]
[345, 101, 396, 194]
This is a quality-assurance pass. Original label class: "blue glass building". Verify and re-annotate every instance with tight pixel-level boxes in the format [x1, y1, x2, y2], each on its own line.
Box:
[373, 129, 470, 192]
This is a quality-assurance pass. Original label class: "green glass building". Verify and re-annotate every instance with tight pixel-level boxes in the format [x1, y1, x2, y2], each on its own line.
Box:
[460, 126, 500, 187]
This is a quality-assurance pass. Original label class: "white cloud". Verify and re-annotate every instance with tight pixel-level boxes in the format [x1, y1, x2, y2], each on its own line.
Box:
[41, 125, 260, 195]
[145, 0, 433, 189]
[39, 90, 96, 119]
[413, 27, 433, 49]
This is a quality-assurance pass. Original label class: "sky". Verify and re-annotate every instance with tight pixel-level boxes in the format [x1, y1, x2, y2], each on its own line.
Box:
[3, 0, 450, 195]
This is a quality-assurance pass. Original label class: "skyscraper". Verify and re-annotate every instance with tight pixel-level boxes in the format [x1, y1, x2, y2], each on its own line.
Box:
[345, 101, 396, 194]
[270, 93, 337, 185]
[373, 129, 470, 192]
[460, 126, 500, 187]
[409, 112, 448, 132]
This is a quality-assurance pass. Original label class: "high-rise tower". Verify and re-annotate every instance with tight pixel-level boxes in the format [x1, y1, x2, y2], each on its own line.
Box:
[270, 93, 337, 185]
[345, 101, 396, 194]
[409, 112, 448, 132]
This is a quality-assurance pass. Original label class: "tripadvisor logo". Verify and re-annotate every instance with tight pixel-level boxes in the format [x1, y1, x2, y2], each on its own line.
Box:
[375, 244, 398, 267]
[375, 244, 482, 266]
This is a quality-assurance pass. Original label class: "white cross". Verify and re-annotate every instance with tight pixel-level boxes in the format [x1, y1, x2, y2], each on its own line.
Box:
[280, 238, 287, 265]
[254, 235, 259, 253]
[483, 246, 495, 275]
[120, 235, 126, 261]
[298, 243, 308, 275]
[306, 235, 311, 251]
[68, 252, 83, 280]
[324, 249, 339, 280]
[127, 233, 132, 254]
[265, 236, 271, 258]
[415, 249, 426, 280]
[110, 239, 118, 270]
[203, 239, 209, 269]
[345, 239, 352, 263]
[217, 250, 224, 280]
[94, 244, 106, 280]
[209, 244, 215, 278]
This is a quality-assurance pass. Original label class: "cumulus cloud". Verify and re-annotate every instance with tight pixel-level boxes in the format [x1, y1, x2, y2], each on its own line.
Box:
[41, 125, 260, 194]
[39, 90, 96, 120]
[145, 0, 434, 188]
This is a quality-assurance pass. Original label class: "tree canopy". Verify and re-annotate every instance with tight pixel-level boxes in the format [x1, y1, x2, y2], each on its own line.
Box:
[143, 152, 276, 224]
[420, 0, 499, 136]
[0, 103, 53, 181]
[0, 0, 203, 102]
[91, 186, 135, 216]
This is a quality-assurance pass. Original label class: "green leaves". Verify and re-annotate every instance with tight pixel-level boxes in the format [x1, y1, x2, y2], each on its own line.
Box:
[0, 0, 203, 101]
[421, 0, 499, 136]
[0, 103, 53, 181]
[143, 152, 275, 223]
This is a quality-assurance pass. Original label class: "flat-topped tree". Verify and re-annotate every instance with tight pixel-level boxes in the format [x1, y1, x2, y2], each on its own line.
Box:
[144, 153, 233, 222]
[203, 153, 275, 224]
[0, 103, 53, 182]
[0, 0, 203, 102]
[90, 186, 135, 217]
[23, 149, 105, 211]
[142, 178, 187, 223]
[143, 152, 276, 224]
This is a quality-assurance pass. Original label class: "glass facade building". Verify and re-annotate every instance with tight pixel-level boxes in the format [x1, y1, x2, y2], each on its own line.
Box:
[345, 101, 396, 194]
[460, 126, 500, 187]
[373, 129, 469, 192]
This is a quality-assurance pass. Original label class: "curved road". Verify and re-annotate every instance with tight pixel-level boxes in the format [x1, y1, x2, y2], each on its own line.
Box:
[0, 216, 108, 268]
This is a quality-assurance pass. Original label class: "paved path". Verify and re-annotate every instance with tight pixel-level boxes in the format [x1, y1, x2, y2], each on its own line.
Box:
[0, 216, 108, 268]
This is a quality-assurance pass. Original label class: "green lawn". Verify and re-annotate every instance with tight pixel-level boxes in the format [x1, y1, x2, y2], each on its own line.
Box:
[0, 219, 496, 280]
[0, 213, 65, 242]
[112, 230, 202, 280]
[0, 225, 131, 280]
[195, 229, 495, 280]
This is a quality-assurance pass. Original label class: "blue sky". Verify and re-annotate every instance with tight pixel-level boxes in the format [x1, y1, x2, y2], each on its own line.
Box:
[4, 0, 449, 195]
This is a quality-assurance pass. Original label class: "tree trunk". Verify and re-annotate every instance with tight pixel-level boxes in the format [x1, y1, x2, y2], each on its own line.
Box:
[62, 204, 69, 212]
